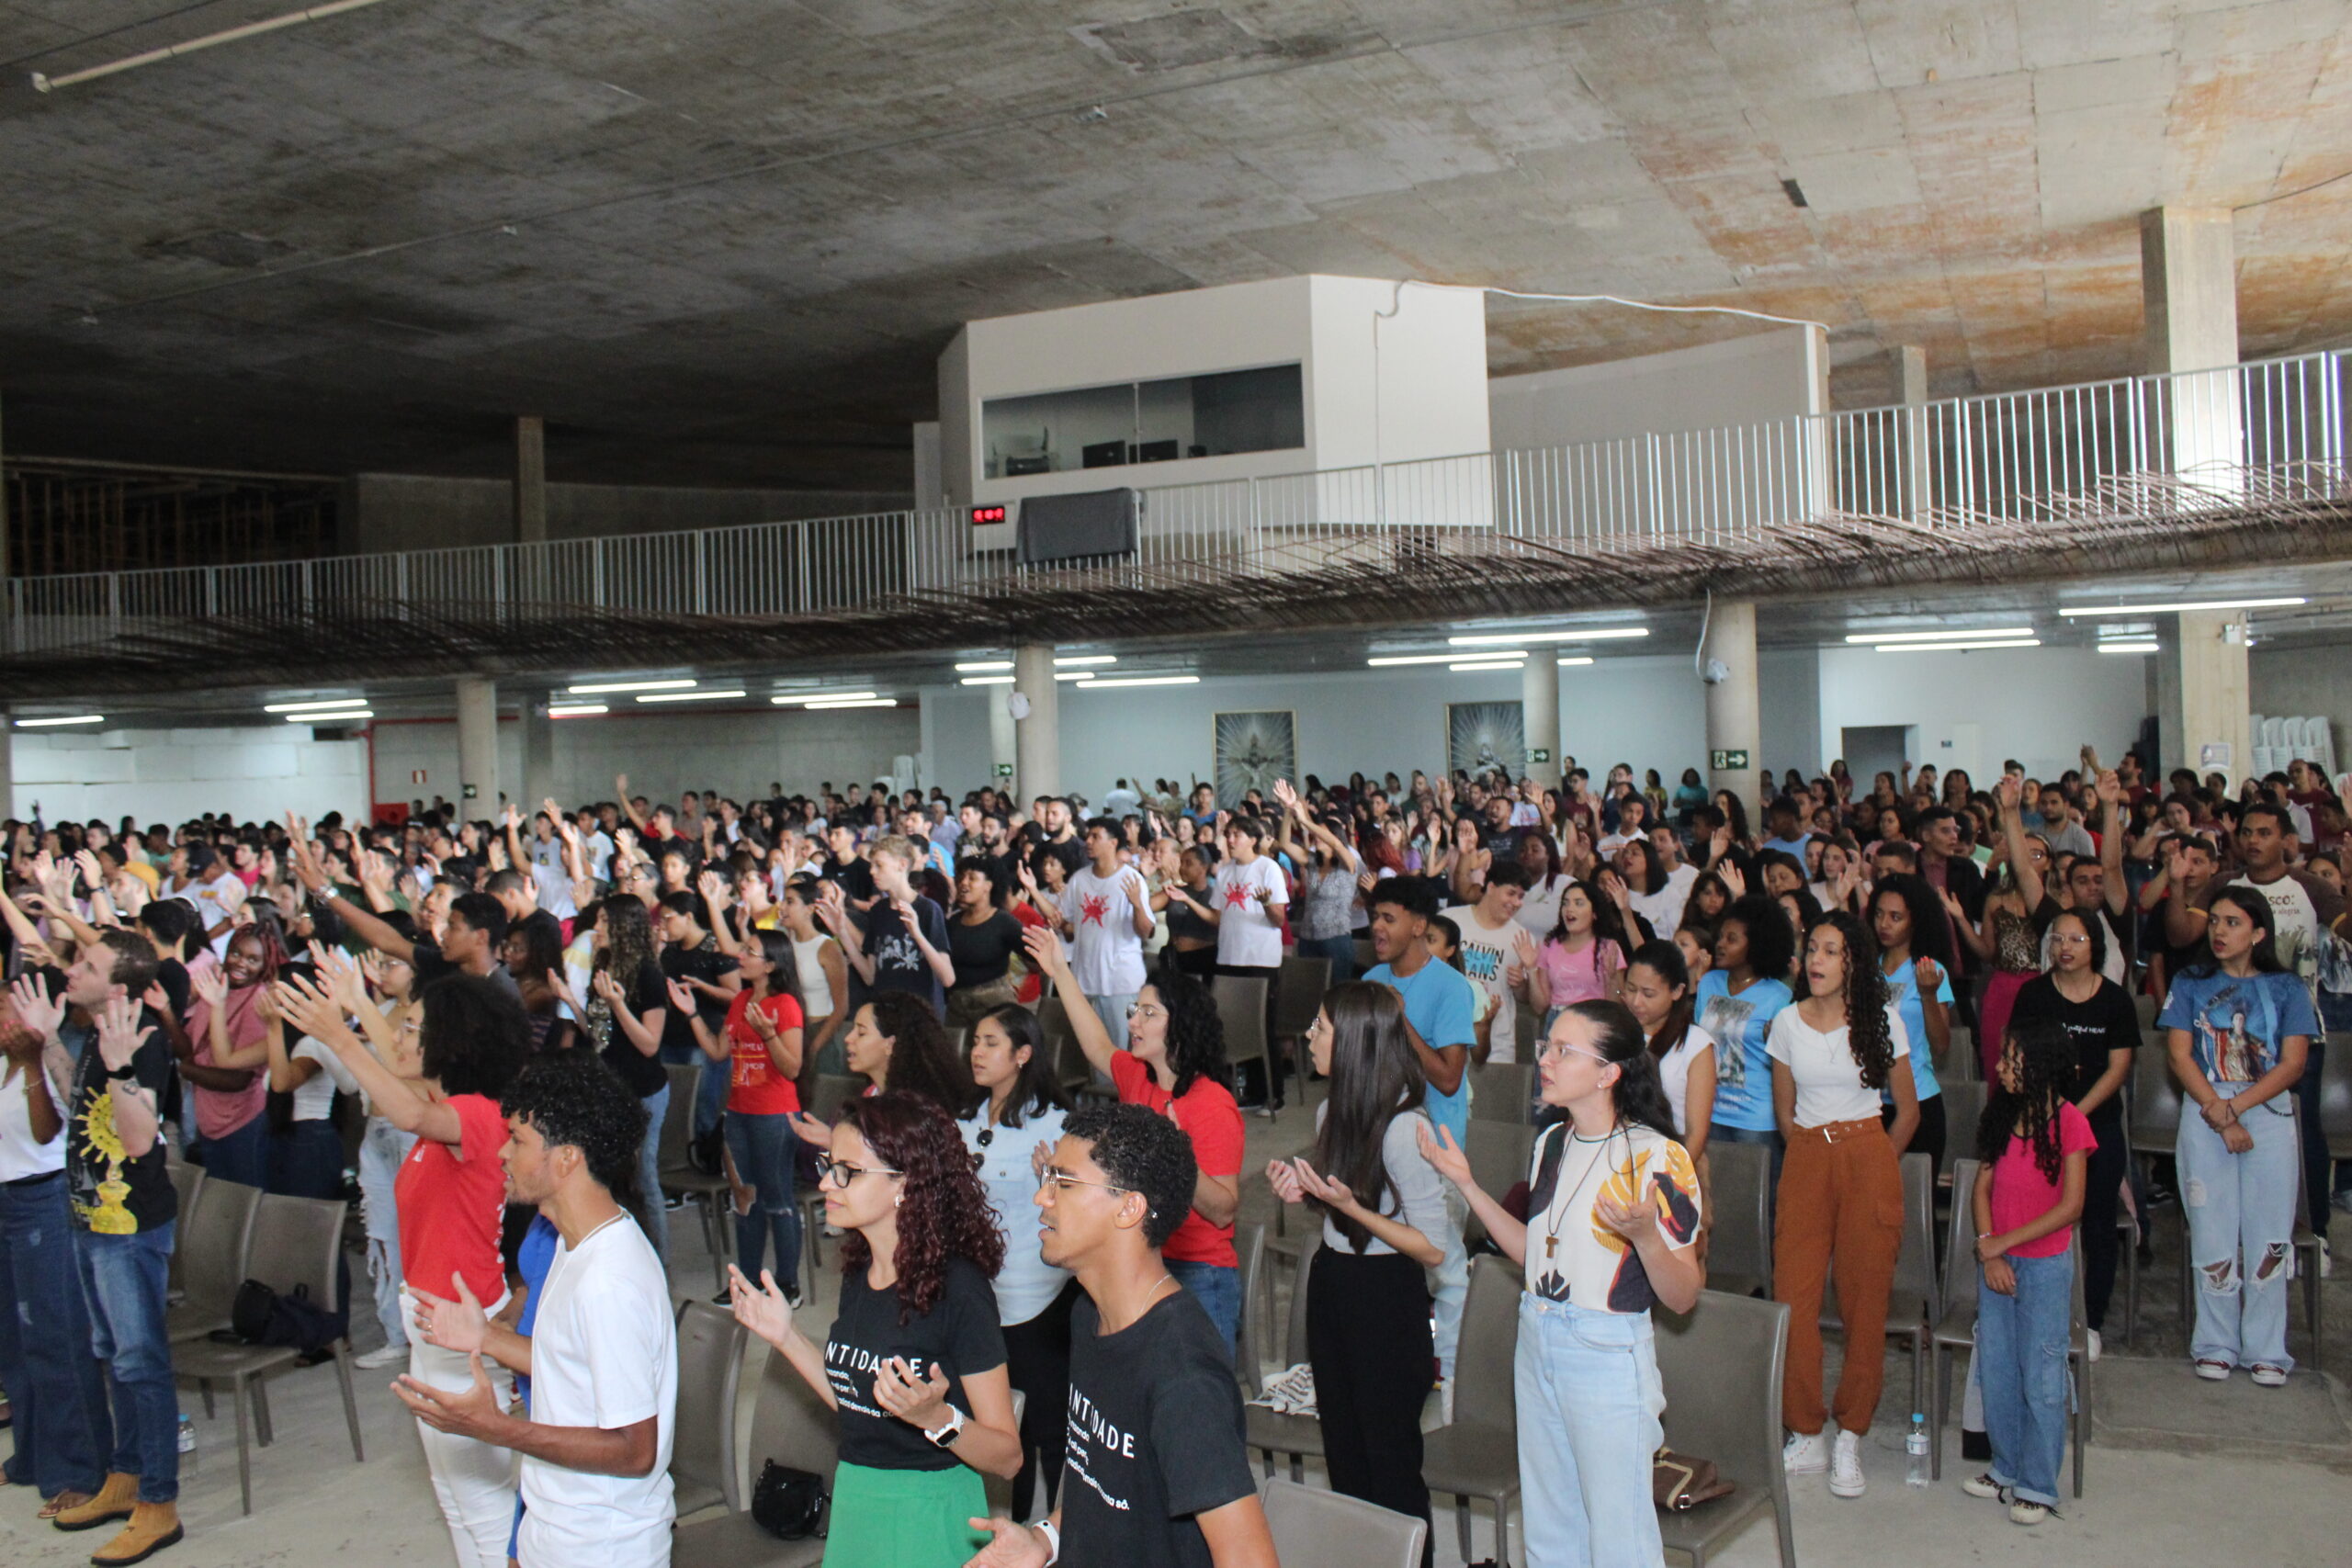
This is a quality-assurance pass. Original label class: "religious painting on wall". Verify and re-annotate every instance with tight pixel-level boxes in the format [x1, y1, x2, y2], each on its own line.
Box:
[1213, 710, 1297, 806]
[1448, 702, 1525, 777]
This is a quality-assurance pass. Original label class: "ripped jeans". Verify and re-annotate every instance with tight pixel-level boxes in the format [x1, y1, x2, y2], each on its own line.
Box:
[2177, 1089, 2299, 1371]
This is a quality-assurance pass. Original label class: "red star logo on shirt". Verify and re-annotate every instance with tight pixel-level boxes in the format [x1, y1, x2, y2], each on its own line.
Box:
[1079, 894, 1111, 927]
[1223, 882, 1253, 910]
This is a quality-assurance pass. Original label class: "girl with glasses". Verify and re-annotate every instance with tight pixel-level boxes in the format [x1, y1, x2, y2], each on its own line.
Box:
[729, 1092, 1020, 1566]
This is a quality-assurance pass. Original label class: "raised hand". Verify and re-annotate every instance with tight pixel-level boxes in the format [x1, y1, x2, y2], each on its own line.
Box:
[9, 974, 63, 1040]
[190, 964, 229, 1011]
[1020, 922, 1071, 979]
[1718, 860, 1747, 900]
[95, 994, 153, 1074]
[1263, 1158, 1306, 1205]
[871, 1356, 955, 1433]
[664, 977, 698, 1016]
[726, 1263, 797, 1348]
[1287, 1157, 1358, 1214]
[1914, 956, 1944, 994]
[411, 1270, 490, 1354]
[1417, 1121, 1474, 1190]
[1595, 1174, 1667, 1247]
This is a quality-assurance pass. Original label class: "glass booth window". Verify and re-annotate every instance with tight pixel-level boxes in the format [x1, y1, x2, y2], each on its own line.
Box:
[980, 364, 1303, 479]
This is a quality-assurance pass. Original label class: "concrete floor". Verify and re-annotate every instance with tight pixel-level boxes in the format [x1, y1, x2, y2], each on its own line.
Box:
[7, 1080, 2349, 1567]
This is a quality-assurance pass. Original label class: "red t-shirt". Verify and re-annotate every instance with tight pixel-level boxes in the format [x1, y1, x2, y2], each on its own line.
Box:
[1989, 1101, 2098, 1259]
[397, 1092, 511, 1306]
[1012, 902, 1049, 1005]
[727, 990, 805, 1116]
[1108, 1050, 1241, 1268]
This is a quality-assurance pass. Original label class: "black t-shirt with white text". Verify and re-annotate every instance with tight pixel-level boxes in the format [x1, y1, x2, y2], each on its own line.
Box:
[825, 1257, 1006, 1472]
[1062, 1288, 1255, 1568]
[63, 1009, 178, 1235]
[853, 897, 951, 1016]
[2009, 974, 2139, 1124]
[600, 957, 672, 1099]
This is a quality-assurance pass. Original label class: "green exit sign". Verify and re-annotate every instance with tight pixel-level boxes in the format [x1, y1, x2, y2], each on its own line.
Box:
[994, 763, 1014, 778]
[1711, 749, 1750, 771]
[1526, 748, 1551, 764]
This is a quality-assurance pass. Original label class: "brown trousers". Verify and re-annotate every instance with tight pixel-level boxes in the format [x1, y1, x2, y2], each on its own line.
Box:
[1773, 1117, 1905, 1436]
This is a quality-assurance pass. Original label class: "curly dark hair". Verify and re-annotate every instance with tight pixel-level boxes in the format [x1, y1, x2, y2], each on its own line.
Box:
[418, 973, 530, 1101]
[1979, 1018, 2075, 1184]
[1064, 1102, 1198, 1250]
[1869, 874, 1954, 973]
[862, 992, 969, 1113]
[1148, 966, 1230, 1101]
[1801, 909, 1894, 1091]
[1721, 893, 1794, 984]
[837, 1093, 1005, 1324]
[503, 1051, 649, 1207]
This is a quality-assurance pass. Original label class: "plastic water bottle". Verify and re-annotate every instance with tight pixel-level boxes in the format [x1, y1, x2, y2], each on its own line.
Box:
[176, 1413, 198, 1476]
[1905, 1413, 1930, 1487]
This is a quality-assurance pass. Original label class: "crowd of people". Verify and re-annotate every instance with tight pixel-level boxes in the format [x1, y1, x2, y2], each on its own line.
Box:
[0, 743, 2345, 1564]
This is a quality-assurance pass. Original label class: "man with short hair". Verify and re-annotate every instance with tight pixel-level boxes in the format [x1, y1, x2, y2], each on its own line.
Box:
[1598, 794, 1649, 859]
[1037, 818, 1153, 1051]
[2033, 784, 2096, 858]
[1443, 862, 1536, 1066]
[831, 836, 955, 1017]
[399, 1056, 675, 1568]
[16, 932, 186, 1563]
[967, 1104, 1275, 1568]
[1758, 796, 1813, 860]
[657, 892, 741, 1141]
[293, 838, 519, 998]
[1103, 778, 1143, 818]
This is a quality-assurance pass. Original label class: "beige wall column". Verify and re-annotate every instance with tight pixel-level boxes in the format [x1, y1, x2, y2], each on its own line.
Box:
[514, 415, 548, 544]
[456, 676, 500, 812]
[520, 697, 556, 812]
[2141, 207, 2241, 489]
[1521, 651, 1561, 779]
[1702, 600, 1761, 805]
[1892, 344, 1929, 520]
[1012, 645, 1059, 803]
[2166, 611, 2252, 789]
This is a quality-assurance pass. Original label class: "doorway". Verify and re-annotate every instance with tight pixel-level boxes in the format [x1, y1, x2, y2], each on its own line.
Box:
[1840, 726, 1916, 791]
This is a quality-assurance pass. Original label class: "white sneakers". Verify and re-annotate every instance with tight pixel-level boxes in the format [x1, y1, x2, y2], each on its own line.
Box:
[2250, 1363, 2290, 1388]
[2009, 1500, 2050, 1526]
[1828, 1430, 1867, 1497]
[1781, 1429, 1829, 1474]
[353, 1344, 406, 1370]
[2086, 1327, 2101, 1363]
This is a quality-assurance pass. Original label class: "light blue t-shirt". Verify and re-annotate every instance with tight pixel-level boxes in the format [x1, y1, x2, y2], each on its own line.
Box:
[2157, 968, 2319, 1085]
[1363, 957, 1477, 1145]
[1880, 959, 1951, 1105]
[1696, 971, 1793, 1132]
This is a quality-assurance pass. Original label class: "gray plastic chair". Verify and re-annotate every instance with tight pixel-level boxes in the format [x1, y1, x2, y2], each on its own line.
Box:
[1273, 953, 1331, 1104]
[1655, 1291, 1795, 1568]
[167, 1175, 262, 1345]
[1465, 1061, 1536, 1125]
[1234, 1221, 1271, 1400]
[1212, 975, 1274, 1118]
[171, 1194, 364, 1516]
[670, 1346, 839, 1567]
[1463, 1122, 1536, 1254]
[1702, 1140, 1773, 1299]
[793, 1073, 866, 1300]
[1262, 1475, 1429, 1568]
[1246, 1232, 1325, 1477]
[1419, 1256, 1521, 1567]
[1936, 1082, 1986, 1186]
[670, 1300, 748, 1517]
[661, 1061, 735, 1292]
[1819, 1151, 1938, 1417]
[164, 1158, 206, 1292]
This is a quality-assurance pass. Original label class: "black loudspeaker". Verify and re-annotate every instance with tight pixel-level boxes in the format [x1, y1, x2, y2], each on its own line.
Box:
[1017, 489, 1140, 566]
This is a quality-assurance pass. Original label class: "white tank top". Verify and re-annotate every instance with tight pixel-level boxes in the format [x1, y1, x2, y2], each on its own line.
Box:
[0, 1065, 65, 1182]
[791, 933, 836, 1020]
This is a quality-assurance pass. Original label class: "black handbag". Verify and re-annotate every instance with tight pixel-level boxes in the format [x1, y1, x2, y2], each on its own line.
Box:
[750, 1461, 829, 1541]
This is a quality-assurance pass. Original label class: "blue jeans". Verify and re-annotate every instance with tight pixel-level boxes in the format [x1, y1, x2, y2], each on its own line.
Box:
[724, 1111, 804, 1287]
[197, 1111, 269, 1190]
[1515, 1294, 1666, 1568]
[73, 1221, 179, 1503]
[634, 1083, 670, 1264]
[359, 1119, 416, 1349]
[1298, 933, 1355, 985]
[1976, 1249, 2072, 1507]
[2178, 1090, 2298, 1370]
[270, 1119, 345, 1200]
[1166, 1259, 1239, 1362]
[0, 1172, 109, 1497]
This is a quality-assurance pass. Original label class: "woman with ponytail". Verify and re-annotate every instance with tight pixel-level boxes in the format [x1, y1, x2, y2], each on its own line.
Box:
[1769, 909, 1917, 1501]
[1419, 1000, 1701, 1568]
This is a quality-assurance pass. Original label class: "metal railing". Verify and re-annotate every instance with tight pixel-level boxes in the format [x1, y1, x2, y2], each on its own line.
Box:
[9, 351, 2347, 656]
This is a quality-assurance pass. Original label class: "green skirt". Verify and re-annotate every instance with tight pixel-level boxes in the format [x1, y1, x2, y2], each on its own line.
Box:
[825, 1460, 989, 1567]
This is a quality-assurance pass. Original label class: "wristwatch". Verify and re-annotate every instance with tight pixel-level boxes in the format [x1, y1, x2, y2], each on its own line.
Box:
[924, 1405, 967, 1448]
[105, 1062, 139, 1083]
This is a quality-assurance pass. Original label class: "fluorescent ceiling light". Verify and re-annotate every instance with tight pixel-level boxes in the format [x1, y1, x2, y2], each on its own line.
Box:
[2098, 642, 2159, 655]
[961, 674, 1013, 686]
[1368, 651, 1525, 667]
[2056, 596, 2306, 617]
[774, 692, 876, 706]
[1557, 657, 1594, 667]
[569, 678, 695, 694]
[635, 688, 745, 704]
[1845, 627, 2033, 645]
[1071, 675, 1200, 689]
[1053, 654, 1116, 667]
[1872, 638, 2041, 653]
[804, 698, 899, 710]
[264, 696, 368, 713]
[548, 705, 608, 717]
[16, 714, 103, 728]
[954, 660, 1012, 672]
[284, 709, 370, 723]
[1449, 627, 1649, 646]
[1053, 671, 1099, 682]
[1450, 660, 1526, 671]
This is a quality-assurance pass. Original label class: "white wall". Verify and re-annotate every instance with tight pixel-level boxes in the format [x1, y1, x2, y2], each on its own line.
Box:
[1814, 646, 2149, 784]
[12, 727, 368, 827]
[1308, 276, 1491, 473]
[1758, 647, 1824, 781]
[1487, 325, 1827, 448]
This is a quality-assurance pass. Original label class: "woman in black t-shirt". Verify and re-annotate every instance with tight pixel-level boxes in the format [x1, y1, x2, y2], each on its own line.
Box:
[945, 860, 1025, 1029]
[729, 1092, 1018, 1565]
[587, 894, 671, 1258]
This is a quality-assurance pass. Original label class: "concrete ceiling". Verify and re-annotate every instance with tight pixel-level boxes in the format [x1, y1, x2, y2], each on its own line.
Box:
[5, 0, 2351, 489]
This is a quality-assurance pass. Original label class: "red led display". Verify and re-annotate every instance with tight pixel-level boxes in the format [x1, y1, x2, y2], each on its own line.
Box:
[969, 505, 1008, 525]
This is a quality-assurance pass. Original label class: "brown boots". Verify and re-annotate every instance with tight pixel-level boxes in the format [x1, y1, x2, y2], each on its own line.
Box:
[51, 1475, 183, 1564]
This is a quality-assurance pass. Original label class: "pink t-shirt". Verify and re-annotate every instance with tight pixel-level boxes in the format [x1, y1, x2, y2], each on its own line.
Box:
[1988, 1100, 2098, 1259]
[1538, 937, 1624, 1011]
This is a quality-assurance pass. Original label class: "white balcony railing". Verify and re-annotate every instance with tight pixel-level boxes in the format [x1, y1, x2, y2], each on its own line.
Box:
[8, 351, 2346, 658]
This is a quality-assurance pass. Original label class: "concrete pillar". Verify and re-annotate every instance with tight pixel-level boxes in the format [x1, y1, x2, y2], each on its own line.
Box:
[2165, 611, 2252, 789]
[514, 415, 548, 544]
[456, 676, 500, 812]
[1891, 344, 1929, 521]
[0, 725, 14, 819]
[1521, 652, 1560, 780]
[1702, 600, 1761, 806]
[0, 383, 11, 583]
[2140, 207, 2240, 488]
[520, 698, 557, 813]
[1012, 645, 1059, 803]
[988, 680, 1017, 795]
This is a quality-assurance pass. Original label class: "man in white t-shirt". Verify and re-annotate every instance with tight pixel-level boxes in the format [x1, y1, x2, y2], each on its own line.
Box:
[1444, 862, 1538, 1066]
[1043, 818, 1154, 1050]
[398, 1057, 677, 1568]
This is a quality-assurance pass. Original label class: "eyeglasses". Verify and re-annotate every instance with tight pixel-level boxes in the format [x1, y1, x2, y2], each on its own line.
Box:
[815, 1157, 903, 1189]
[1125, 1002, 1167, 1021]
[1036, 1168, 1134, 1198]
[1537, 1040, 1611, 1067]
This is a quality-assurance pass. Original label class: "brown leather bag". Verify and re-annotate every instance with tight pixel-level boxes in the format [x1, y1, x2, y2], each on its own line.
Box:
[1652, 1447, 1736, 1511]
